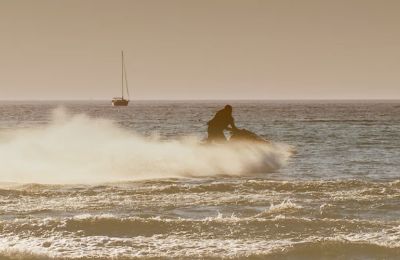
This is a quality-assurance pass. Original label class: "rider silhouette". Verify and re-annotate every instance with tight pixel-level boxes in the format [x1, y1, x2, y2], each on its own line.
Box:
[207, 105, 237, 142]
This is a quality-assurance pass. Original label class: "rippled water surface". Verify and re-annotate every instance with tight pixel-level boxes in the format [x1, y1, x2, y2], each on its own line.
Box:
[0, 100, 399, 259]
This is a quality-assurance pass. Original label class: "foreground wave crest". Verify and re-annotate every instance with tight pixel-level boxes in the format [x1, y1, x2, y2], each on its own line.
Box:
[0, 177, 399, 259]
[1, 213, 399, 259]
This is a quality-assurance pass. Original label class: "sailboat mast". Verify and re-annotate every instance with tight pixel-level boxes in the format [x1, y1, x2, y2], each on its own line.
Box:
[124, 59, 130, 99]
[121, 50, 124, 99]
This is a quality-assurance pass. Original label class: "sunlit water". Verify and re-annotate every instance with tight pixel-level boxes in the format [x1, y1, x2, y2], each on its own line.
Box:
[0, 100, 399, 259]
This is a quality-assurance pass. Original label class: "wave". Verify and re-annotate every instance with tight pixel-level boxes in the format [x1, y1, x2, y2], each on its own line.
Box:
[2, 242, 399, 260]
[266, 240, 400, 259]
[2, 213, 398, 238]
[152, 179, 400, 195]
[0, 108, 291, 184]
[256, 199, 303, 215]
[1, 218, 399, 259]
[3, 178, 398, 195]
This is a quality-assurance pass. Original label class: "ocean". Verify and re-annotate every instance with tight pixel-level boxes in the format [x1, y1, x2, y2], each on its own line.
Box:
[0, 100, 399, 259]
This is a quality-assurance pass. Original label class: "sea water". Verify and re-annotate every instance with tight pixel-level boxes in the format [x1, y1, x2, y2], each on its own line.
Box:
[0, 100, 399, 259]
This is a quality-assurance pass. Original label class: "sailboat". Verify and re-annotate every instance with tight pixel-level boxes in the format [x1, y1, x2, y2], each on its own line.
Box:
[112, 50, 130, 106]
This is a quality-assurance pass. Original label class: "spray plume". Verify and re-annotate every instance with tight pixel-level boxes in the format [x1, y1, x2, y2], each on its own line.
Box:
[0, 108, 291, 184]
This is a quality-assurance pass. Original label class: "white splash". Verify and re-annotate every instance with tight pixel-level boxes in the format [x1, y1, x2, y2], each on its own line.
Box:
[0, 108, 291, 184]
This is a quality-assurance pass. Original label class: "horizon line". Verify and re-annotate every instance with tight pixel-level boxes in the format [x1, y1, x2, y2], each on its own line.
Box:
[1, 98, 400, 102]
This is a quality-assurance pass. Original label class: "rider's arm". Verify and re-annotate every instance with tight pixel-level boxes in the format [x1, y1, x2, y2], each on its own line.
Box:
[228, 116, 237, 130]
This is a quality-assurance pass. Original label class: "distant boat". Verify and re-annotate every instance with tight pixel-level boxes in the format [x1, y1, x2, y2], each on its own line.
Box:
[112, 50, 130, 106]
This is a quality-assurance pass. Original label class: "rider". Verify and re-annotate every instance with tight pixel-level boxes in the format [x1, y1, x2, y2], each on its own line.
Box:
[207, 105, 238, 142]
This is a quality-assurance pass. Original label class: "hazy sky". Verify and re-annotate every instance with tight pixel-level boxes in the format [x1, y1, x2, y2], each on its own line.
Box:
[1, 0, 400, 100]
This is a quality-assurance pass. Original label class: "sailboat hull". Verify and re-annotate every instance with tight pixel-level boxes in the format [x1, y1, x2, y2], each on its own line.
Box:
[112, 99, 129, 106]
[112, 51, 130, 106]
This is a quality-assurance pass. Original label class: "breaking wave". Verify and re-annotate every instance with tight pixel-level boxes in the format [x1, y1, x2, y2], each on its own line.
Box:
[1, 241, 399, 260]
[0, 108, 291, 184]
[1, 213, 399, 259]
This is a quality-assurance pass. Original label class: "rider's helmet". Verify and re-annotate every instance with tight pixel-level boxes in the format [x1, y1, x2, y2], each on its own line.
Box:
[224, 104, 232, 113]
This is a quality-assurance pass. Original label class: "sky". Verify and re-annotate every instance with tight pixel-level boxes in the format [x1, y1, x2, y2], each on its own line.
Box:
[1, 0, 400, 100]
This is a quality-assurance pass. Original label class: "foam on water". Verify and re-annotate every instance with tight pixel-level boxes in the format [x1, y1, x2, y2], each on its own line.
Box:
[0, 108, 291, 184]
[0, 178, 399, 259]
[1, 212, 400, 259]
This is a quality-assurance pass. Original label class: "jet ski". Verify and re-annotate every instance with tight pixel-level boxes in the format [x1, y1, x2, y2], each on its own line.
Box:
[230, 128, 297, 154]
[228, 128, 270, 144]
[203, 127, 297, 155]
[203, 128, 269, 145]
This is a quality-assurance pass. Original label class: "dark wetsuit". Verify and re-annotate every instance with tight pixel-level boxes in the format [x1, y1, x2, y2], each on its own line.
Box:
[207, 109, 236, 142]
